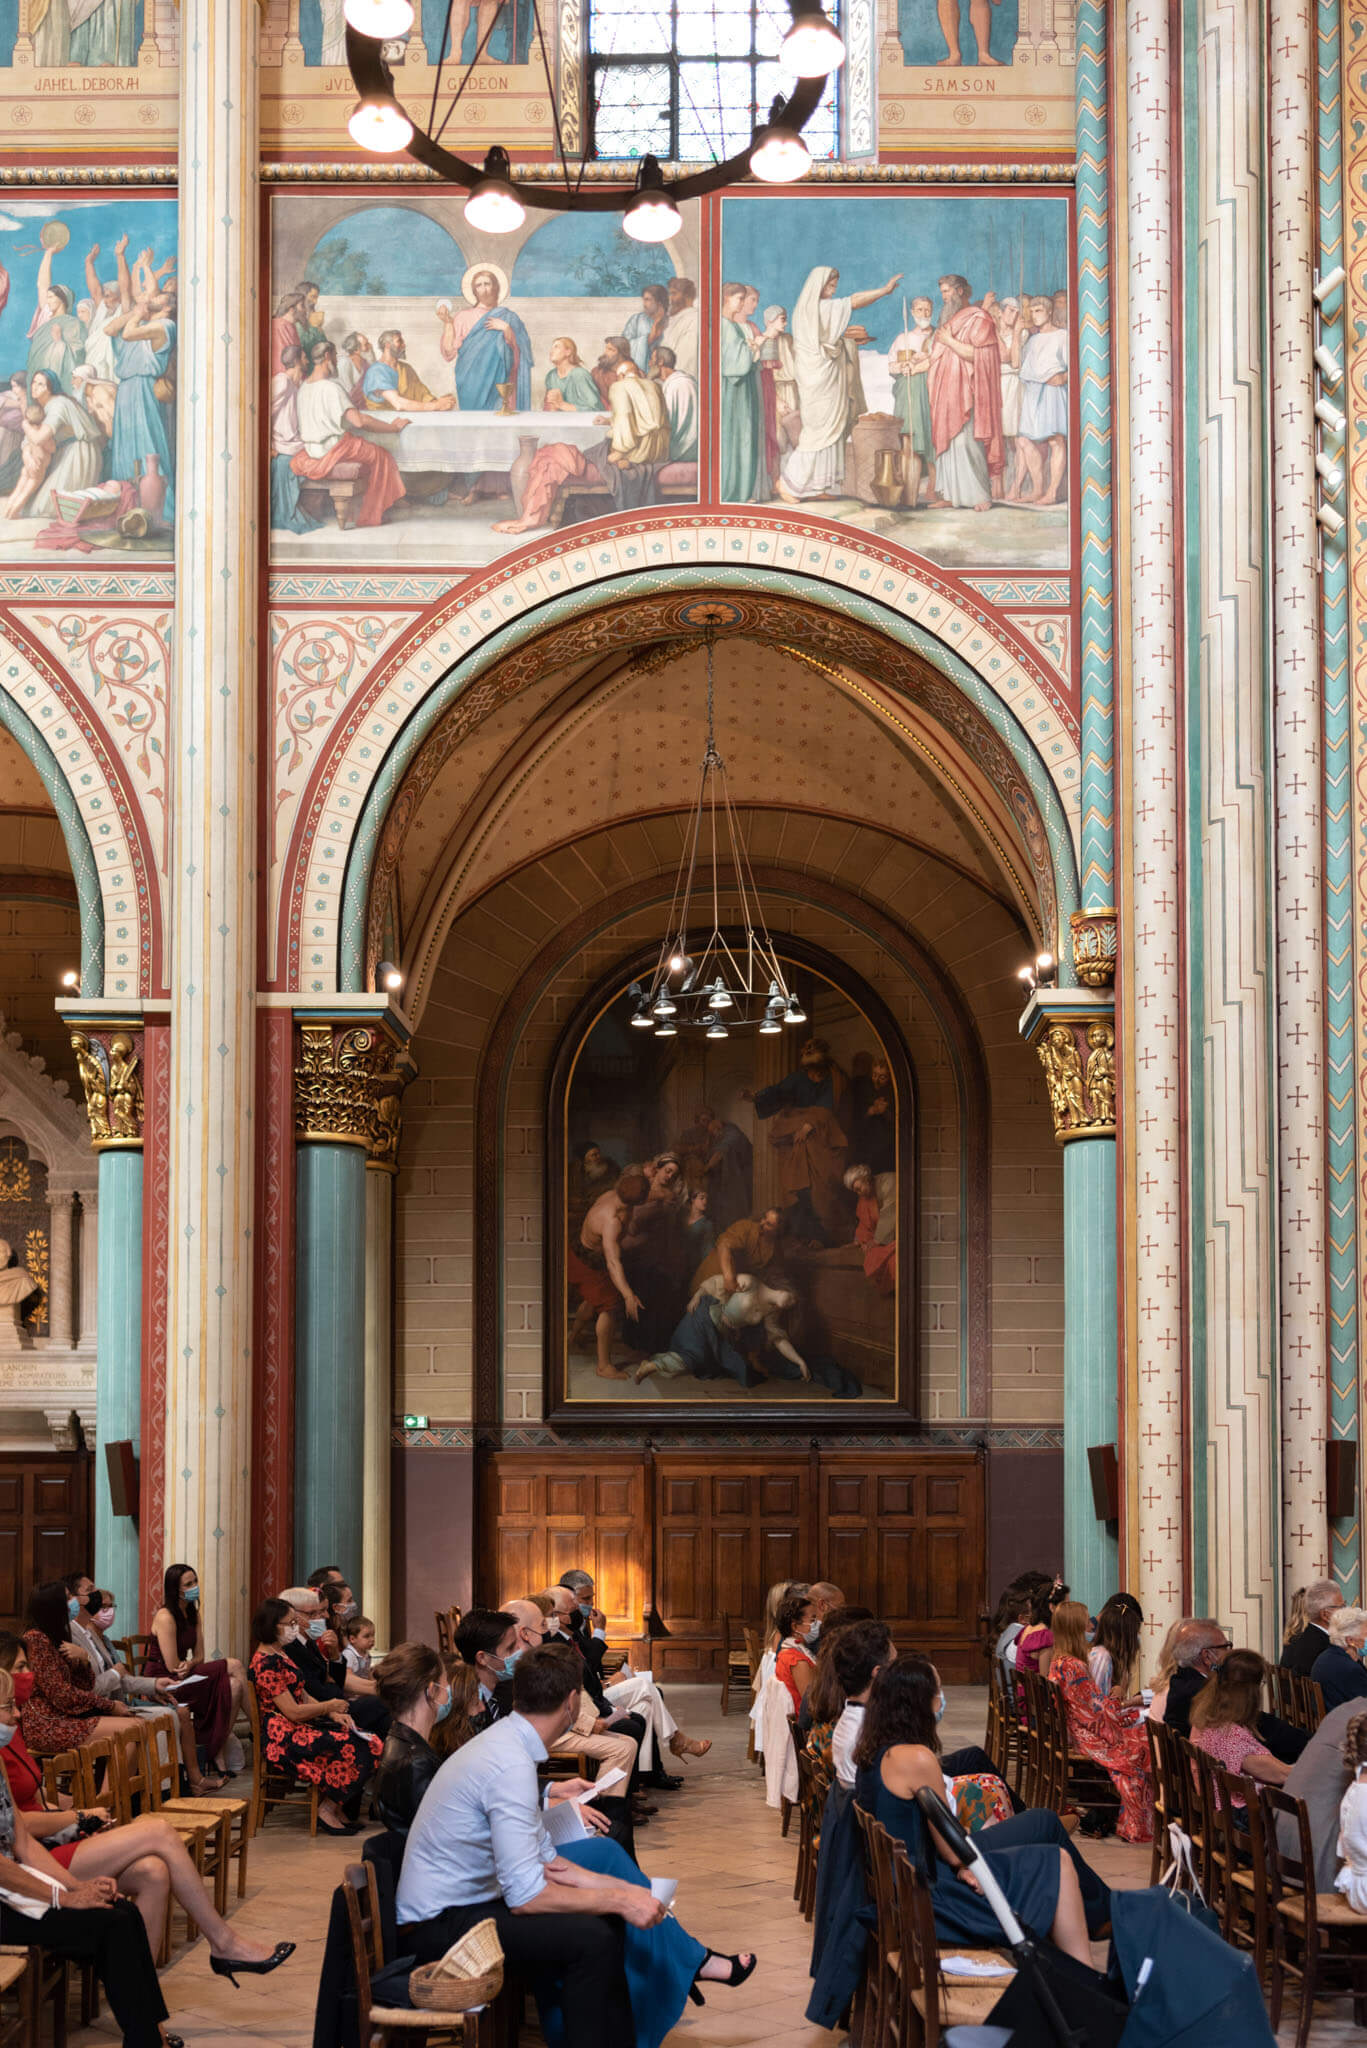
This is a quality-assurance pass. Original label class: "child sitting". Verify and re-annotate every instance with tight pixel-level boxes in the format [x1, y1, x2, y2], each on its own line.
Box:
[341, 1614, 375, 1681]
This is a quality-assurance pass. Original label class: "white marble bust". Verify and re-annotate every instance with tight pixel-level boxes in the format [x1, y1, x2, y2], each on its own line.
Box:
[0, 1242, 36, 1309]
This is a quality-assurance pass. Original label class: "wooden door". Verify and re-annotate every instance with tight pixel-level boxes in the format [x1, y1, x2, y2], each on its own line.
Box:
[479, 1452, 646, 1636]
[652, 1455, 813, 1680]
[0, 1452, 93, 1631]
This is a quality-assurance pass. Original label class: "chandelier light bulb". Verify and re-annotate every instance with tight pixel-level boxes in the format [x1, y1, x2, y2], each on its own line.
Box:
[652, 991, 677, 1016]
[655, 1019, 678, 1037]
[344, 0, 416, 34]
[749, 101, 812, 183]
[706, 1021, 729, 1040]
[463, 148, 525, 235]
[622, 157, 683, 244]
[785, 997, 807, 1025]
[781, 0, 845, 76]
[759, 1015, 782, 1034]
[348, 97, 413, 152]
[668, 950, 687, 973]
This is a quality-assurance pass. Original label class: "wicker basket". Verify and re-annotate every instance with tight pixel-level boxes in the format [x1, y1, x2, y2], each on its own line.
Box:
[408, 1917, 504, 2012]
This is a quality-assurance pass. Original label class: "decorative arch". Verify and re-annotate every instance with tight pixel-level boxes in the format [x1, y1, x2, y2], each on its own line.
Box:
[0, 639, 106, 996]
[281, 537, 1082, 996]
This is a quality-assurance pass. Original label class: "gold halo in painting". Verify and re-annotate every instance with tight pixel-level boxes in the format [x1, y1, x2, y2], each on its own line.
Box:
[460, 262, 509, 305]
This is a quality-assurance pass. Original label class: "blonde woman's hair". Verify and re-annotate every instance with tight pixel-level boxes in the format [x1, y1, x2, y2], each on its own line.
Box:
[763, 1579, 808, 1651]
[1328, 1605, 1367, 1648]
[1050, 1600, 1091, 1662]
[1283, 1587, 1309, 1646]
[0, 1665, 13, 1708]
[1342, 1712, 1367, 1776]
[1149, 1617, 1186, 1692]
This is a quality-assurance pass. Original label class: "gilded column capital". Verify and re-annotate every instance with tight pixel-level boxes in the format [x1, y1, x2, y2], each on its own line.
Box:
[293, 1013, 413, 1153]
[1018, 992, 1116, 1144]
[1069, 908, 1117, 989]
[68, 1022, 145, 1153]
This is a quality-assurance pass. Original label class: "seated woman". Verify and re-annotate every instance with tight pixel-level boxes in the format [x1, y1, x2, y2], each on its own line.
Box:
[429, 1656, 480, 1762]
[1189, 1649, 1290, 1811]
[20, 1581, 140, 1757]
[1013, 1579, 1068, 1694]
[248, 1598, 380, 1836]
[0, 1649, 291, 1982]
[69, 1588, 214, 1797]
[774, 1588, 819, 1713]
[372, 1640, 447, 1836]
[824, 1620, 895, 1787]
[1088, 1592, 1143, 1698]
[1048, 1600, 1154, 1842]
[143, 1563, 247, 1785]
[1311, 1606, 1367, 1712]
[804, 1619, 870, 1772]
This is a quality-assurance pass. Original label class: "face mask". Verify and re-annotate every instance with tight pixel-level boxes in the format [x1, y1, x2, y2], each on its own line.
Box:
[807, 1619, 821, 1646]
[307, 1617, 328, 1640]
[13, 1672, 34, 1704]
[183, 1587, 200, 1607]
[94, 1607, 114, 1631]
[577, 1601, 591, 1618]
[0, 1722, 16, 1750]
[433, 1688, 453, 1723]
[66, 1597, 80, 1621]
[935, 1692, 946, 1723]
[338, 1602, 358, 1623]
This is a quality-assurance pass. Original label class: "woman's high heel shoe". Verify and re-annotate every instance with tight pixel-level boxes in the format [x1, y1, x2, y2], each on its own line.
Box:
[668, 1731, 712, 1760]
[210, 1940, 296, 1987]
[688, 1950, 758, 2004]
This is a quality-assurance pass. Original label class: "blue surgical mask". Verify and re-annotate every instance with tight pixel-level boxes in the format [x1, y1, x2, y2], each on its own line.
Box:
[807, 1619, 821, 1646]
[66, 1597, 80, 1620]
[183, 1587, 200, 1606]
[434, 1689, 453, 1723]
[307, 1617, 328, 1639]
[338, 1601, 358, 1622]
[499, 1650, 522, 1680]
[0, 1722, 16, 1750]
[935, 1691, 947, 1723]
[577, 1602, 591, 1618]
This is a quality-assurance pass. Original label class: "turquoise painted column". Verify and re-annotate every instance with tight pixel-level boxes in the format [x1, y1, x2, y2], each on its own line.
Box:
[1021, 991, 1118, 1615]
[95, 1148, 143, 1623]
[295, 1140, 367, 1584]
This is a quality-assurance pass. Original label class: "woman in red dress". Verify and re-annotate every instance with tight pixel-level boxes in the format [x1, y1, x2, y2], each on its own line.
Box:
[249, 1599, 380, 1835]
[774, 1587, 819, 1712]
[143, 1562, 247, 1786]
[1048, 1600, 1154, 1843]
[20, 1582, 140, 1756]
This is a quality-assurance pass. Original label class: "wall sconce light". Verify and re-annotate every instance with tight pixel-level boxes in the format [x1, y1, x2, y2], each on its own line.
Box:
[376, 960, 403, 993]
[1317, 503, 1346, 537]
[1315, 398, 1346, 435]
[1313, 265, 1346, 305]
[59, 969, 79, 992]
[1313, 344, 1342, 384]
[1034, 951, 1058, 988]
[1316, 452, 1344, 491]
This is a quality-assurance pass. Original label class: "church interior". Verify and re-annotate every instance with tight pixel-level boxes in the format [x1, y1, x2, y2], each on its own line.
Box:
[0, 0, 1355, 2037]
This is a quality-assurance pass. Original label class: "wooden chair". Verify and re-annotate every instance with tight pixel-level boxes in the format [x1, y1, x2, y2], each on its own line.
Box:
[1290, 1673, 1326, 1733]
[342, 1861, 495, 2046]
[1269, 1665, 1297, 1724]
[245, 1677, 321, 1838]
[0, 1951, 36, 2047]
[1144, 1716, 1179, 1886]
[434, 1610, 453, 1656]
[795, 1752, 832, 1922]
[107, 1722, 224, 1949]
[855, 1808, 902, 2048]
[1016, 1670, 1049, 1811]
[720, 1613, 751, 1715]
[1198, 1756, 1272, 1980]
[142, 1711, 252, 1899]
[889, 1833, 1015, 2047]
[112, 1634, 156, 1677]
[1260, 1781, 1367, 2048]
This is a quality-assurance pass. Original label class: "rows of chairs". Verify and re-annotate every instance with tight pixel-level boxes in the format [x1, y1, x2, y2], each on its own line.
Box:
[341, 1860, 496, 2047]
[1146, 1717, 1367, 2048]
[1269, 1666, 1326, 1732]
[984, 1661, 1118, 1827]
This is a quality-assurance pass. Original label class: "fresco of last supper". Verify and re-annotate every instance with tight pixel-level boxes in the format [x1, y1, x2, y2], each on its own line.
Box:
[559, 963, 903, 1407]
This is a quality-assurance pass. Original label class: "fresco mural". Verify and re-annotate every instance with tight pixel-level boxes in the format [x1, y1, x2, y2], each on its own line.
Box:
[268, 195, 700, 566]
[558, 963, 903, 1407]
[876, 0, 1078, 154]
[0, 194, 177, 560]
[719, 190, 1070, 571]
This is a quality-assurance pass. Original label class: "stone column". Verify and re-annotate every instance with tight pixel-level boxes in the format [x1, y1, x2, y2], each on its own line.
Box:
[77, 1188, 98, 1349]
[44, 1190, 74, 1349]
[1268, 0, 1328, 1600]
[1188, 0, 1279, 1649]
[294, 1015, 409, 1588]
[69, 1023, 146, 1627]
[164, 0, 260, 1654]
[1121, 0, 1186, 1658]
[1020, 987, 1118, 1612]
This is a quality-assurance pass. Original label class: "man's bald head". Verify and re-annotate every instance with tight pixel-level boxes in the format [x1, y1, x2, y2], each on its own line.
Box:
[810, 1583, 846, 1619]
[541, 1586, 576, 1625]
[505, 1597, 550, 1653]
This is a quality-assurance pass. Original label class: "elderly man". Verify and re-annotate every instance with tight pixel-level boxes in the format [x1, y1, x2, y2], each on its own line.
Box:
[1156, 1616, 1306, 1762]
[361, 329, 456, 414]
[277, 1584, 389, 1737]
[396, 1645, 661, 2048]
[557, 1571, 710, 1775]
[291, 340, 407, 530]
[537, 1589, 643, 1789]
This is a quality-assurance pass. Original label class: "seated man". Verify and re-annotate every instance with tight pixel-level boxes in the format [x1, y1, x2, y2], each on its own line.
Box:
[1158, 1617, 1307, 1763]
[527, 1594, 644, 1788]
[396, 1645, 657, 2048]
[1280, 1696, 1367, 1888]
[556, 1570, 710, 1775]
[278, 1585, 389, 1738]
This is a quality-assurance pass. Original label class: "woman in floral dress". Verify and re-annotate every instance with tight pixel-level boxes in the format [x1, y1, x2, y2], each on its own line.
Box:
[1048, 1600, 1154, 1843]
[248, 1599, 379, 1835]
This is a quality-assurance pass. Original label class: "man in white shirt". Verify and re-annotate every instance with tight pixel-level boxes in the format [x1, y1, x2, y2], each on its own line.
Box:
[290, 341, 407, 530]
[650, 346, 698, 464]
[662, 275, 698, 380]
[397, 1644, 662, 2048]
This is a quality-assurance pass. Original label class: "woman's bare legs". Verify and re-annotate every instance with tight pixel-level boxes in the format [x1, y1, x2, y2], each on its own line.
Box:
[214, 1658, 249, 1773]
[1047, 1850, 1092, 1967]
[70, 1818, 277, 1961]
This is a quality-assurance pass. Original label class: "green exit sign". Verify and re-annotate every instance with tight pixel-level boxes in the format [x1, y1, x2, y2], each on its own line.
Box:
[403, 1414, 430, 1430]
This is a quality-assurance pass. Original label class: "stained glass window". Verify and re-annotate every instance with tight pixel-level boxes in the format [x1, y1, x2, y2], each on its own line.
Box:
[588, 0, 839, 163]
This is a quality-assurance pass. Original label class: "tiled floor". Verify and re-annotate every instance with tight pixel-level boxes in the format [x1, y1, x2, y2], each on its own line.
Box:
[65, 1682, 1359, 2045]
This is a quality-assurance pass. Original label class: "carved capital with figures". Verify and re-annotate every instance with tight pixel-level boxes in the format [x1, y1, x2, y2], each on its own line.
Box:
[1019, 994, 1116, 1145]
[69, 1023, 145, 1152]
[1069, 908, 1118, 990]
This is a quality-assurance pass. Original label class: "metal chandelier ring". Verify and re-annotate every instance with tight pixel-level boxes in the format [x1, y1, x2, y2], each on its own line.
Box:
[344, 25, 829, 208]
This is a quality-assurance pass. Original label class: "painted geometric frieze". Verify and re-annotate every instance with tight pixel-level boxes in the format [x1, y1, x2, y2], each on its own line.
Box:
[1013, 612, 1071, 689]
[270, 522, 1084, 995]
[267, 607, 421, 979]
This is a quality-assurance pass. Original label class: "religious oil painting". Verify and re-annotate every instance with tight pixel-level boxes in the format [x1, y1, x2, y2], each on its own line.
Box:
[0, 194, 178, 562]
[719, 190, 1072, 571]
[268, 194, 701, 567]
[556, 960, 908, 1411]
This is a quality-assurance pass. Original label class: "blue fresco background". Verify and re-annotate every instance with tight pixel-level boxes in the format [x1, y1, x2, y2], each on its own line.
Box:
[720, 192, 1069, 352]
[896, 0, 1017, 66]
[0, 194, 177, 379]
[305, 205, 673, 300]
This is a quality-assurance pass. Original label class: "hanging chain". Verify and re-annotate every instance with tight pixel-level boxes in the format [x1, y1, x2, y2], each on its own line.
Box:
[704, 627, 721, 768]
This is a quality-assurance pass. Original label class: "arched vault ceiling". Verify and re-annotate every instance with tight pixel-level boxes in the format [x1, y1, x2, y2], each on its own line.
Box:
[399, 641, 1024, 953]
[0, 727, 52, 815]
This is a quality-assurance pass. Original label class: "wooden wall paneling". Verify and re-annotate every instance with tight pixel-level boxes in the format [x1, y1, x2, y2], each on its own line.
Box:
[480, 1451, 647, 1635]
[0, 1453, 93, 1631]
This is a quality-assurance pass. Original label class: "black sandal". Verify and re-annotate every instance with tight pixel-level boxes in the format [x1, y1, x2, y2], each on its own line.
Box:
[688, 1951, 758, 2004]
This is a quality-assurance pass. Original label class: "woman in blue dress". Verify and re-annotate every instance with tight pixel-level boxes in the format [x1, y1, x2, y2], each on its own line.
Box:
[105, 267, 176, 520]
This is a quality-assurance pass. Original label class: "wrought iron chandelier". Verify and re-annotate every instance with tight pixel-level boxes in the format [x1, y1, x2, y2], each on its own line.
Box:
[627, 635, 805, 1040]
[342, 0, 844, 239]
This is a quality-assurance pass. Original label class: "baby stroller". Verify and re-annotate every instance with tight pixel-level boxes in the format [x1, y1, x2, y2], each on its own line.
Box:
[915, 1789, 1276, 2048]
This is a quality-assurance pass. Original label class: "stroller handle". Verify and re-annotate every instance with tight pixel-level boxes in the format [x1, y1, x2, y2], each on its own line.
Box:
[913, 1785, 1029, 1950]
